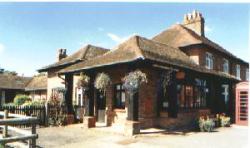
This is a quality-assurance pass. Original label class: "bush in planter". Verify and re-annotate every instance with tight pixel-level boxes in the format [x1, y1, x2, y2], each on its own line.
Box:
[198, 116, 215, 132]
[13, 94, 31, 105]
[214, 114, 221, 127]
[219, 113, 231, 127]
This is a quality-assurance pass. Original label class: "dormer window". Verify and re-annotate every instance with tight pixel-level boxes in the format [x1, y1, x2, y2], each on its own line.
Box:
[205, 52, 213, 69]
[223, 59, 229, 73]
[236, 64, 241, 79]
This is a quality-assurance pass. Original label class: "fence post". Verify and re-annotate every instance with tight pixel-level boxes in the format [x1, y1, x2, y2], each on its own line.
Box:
[3, 110, 8, 138]
[45, 103, 49, 126]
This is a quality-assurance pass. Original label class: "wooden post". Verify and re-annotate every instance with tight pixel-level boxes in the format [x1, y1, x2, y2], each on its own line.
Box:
[65, 73, 74, 114]
[3, 110, 8, 138]
[45, 103, 49, 126]
[30, 124, 36, 148]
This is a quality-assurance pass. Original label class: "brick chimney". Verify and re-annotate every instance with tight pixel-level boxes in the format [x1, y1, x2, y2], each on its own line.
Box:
[183, 10, 205, 36]
[57, 48, 67, 61]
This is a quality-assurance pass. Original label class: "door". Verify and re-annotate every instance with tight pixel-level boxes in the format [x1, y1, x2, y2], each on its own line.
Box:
[236, 90, 248, 125]
[96, 91, 106, 123]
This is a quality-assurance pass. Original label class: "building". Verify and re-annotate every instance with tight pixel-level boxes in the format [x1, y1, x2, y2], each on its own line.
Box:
[39, 11, 249, 134]
[0, 73, 31, 105]
[38, 45, 109, 105]
[25, 74, 48, 101]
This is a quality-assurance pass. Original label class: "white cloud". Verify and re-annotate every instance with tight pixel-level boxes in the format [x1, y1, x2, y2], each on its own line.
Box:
[205, 25, 213, 33]
[107, 33, 137, 43]
[0, 43, 5, 54]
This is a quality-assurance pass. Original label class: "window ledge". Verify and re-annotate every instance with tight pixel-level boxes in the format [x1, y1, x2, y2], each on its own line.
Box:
[113, 109, 126, 113]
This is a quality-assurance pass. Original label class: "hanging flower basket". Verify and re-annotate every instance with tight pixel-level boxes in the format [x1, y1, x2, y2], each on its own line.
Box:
[77, 72, 90, 89]
[122, 70, 147, 93]
[94, 72, 111, 93]
[161, 70, 174, 96]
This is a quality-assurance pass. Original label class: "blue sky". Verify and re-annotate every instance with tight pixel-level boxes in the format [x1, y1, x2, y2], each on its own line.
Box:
[0, 3, 249, 76]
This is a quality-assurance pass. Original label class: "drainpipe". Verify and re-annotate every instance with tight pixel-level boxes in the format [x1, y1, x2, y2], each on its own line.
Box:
[58, 73, 66, 85]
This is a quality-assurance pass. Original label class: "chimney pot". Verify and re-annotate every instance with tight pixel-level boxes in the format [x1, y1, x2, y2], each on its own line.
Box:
[57, 48, 67, 61]
[182, 10, 205, 37]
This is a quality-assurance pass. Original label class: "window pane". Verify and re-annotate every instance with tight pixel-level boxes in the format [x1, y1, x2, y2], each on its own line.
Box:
[116, 85, 121, 90]
[121, 92, 125, 103]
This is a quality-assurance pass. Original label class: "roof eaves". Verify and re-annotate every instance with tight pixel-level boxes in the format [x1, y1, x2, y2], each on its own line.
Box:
[59, 57, 144, 74]
[37, 59, 82, 72]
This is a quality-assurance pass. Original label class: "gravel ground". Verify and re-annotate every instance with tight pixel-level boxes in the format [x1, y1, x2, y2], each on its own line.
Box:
[34, 124, 249, 148]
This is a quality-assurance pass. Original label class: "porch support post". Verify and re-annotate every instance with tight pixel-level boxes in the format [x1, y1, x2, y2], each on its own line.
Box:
[125, 91, 140, 136]
[83, 72, 95, 116]
[83, 72, 96, 128]
[168, 71, 178, 118]
[127, 92, 139, 121]
[65, 73, 74, 114]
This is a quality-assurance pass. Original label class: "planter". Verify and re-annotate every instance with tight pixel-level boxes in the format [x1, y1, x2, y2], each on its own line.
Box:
[83, 116, 96, 128]
[66, 114, 75, 124]
[124, 120, 140, 136]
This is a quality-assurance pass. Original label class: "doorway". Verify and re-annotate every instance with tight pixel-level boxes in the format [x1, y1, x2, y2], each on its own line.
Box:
[96, 90, 106, 123]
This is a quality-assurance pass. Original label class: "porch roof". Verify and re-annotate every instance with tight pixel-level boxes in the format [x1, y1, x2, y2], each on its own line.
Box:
[38, 44, 109, 72]
[58, 35, 237, 80]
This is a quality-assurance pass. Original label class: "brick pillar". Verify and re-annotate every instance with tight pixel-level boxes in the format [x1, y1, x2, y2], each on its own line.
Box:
[83, 72, 96, 128]
[125, 90, 140, 136]
[127, 92, 139, 121]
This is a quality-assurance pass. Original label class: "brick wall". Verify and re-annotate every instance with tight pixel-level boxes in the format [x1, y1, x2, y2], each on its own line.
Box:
[182, 45, 249, 81]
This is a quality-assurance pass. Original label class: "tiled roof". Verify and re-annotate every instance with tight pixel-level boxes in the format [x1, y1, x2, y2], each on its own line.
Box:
[25, 74, 47, 91]
[0, 74, 32, 90]
[152, 24, 248, 64]
[38, 45, 109, 72]
[59, 35, 237, 80]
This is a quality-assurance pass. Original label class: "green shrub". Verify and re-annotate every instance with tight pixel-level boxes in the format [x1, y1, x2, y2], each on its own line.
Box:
[13, 94, 30, 105]
[199, 116, 215, 132]
[22, 100, 45, 106]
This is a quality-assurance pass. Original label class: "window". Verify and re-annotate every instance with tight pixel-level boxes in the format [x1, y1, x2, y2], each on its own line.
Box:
[236, 64, 241, 79]
[190, 55, 199, 65]
[223, 59, 229, 73]
[114, 84, 126, 109]
[222, 84, 229, 104]
[205, 52, 213, 69]
[76, 88, 84, 106]
[246, 68, 249, 81]
[177, 79, 207, 109]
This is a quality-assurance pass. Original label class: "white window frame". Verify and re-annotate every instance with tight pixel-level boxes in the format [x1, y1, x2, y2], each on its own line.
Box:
[223, 58, 229, 73]
[236, 64, 241, 79]
[205, 52, 213, 69]
[76, 88, 84, 106]
[222, 84, 229, 104]
[246, 68, 249, 81]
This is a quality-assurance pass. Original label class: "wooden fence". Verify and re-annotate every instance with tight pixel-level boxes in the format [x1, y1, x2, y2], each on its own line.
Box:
[0, 110, 39, 148]
[0, 105, 46, 127]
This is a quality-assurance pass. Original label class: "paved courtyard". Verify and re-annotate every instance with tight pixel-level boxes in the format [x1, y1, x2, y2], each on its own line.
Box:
[34, 124, 249, 148]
